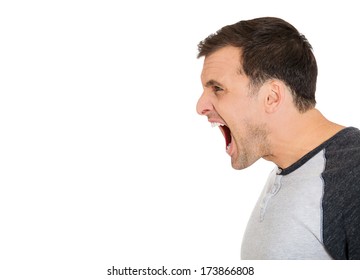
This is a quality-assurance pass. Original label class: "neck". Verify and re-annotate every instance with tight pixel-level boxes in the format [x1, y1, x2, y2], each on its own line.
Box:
[263, 108, 345, 169]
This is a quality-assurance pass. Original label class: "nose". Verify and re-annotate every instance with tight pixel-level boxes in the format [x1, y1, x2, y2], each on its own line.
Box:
[196, 91, 212, 116]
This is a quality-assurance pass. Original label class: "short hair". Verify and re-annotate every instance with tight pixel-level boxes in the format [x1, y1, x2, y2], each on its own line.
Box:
[197, 17, 317, 112]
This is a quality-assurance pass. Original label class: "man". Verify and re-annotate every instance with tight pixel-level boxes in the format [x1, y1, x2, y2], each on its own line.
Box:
[196, 17, 360, 259]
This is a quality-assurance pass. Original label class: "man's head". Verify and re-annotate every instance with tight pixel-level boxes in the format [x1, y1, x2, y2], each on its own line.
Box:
[196, 17, 318, 169]
[198, 17, 317, 112]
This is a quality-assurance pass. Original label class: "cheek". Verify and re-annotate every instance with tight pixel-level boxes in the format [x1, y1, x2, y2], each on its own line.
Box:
[225, 100, 249, 122]
[227, 104, 259, 137]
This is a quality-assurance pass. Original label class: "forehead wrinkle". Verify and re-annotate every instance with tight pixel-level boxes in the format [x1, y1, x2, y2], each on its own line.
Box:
[201, 47, 245, 89]
[203, 58, 241, 79]
[201, 62, 228, 88]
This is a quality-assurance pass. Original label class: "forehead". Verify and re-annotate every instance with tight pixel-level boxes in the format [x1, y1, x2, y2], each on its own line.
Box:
[201, 46, 242, 83]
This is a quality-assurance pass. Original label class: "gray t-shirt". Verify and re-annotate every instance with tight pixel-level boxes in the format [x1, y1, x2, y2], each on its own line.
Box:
[241, 127, 360, 260]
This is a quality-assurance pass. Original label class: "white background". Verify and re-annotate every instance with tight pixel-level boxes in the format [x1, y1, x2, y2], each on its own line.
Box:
[1, 0, 359, 279]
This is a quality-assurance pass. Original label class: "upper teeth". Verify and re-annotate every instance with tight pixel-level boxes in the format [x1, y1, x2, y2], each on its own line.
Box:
[211, 122, 224, 128]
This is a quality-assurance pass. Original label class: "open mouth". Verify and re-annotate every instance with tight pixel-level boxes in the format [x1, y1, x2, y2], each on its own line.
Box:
[211, 122, 232, 151]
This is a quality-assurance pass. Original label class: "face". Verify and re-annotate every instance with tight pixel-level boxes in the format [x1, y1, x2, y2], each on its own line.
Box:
[196, 46, 270, 170]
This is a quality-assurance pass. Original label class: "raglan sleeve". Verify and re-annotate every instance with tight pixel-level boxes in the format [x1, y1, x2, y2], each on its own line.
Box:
[344, 167, 360, 259]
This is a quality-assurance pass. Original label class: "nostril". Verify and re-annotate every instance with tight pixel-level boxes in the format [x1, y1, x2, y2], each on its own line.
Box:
[200, 109, 210, 115]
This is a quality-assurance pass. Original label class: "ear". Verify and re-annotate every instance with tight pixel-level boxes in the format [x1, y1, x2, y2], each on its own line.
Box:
[264, 80, 285, 114]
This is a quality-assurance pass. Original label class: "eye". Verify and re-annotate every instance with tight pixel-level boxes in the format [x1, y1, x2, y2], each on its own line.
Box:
[212, 85, 223, 94]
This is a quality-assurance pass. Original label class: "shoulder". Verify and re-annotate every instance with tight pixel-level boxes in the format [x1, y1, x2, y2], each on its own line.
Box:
[324, 127, 360, 173]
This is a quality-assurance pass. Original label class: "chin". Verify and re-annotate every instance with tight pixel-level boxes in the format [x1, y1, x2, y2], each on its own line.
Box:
[231, 157, 257, 170]
[231, 162, 249, 170]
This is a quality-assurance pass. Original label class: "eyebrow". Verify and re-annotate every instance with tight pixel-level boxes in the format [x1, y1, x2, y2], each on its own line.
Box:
[205, 79, 224, 88]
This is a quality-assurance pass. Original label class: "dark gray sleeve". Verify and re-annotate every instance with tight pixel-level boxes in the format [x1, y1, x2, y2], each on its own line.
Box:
[322, 128, 360, 260]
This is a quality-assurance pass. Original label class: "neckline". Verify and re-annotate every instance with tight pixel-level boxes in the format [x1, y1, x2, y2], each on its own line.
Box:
[278, 127, 356, 175]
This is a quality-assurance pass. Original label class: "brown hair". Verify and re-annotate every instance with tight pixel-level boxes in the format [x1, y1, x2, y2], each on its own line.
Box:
[197, 17, 317, 112]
